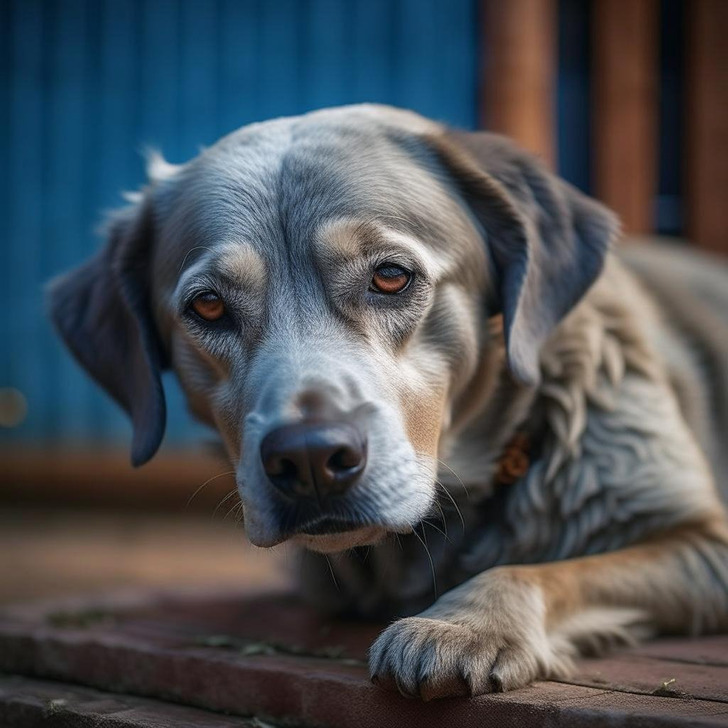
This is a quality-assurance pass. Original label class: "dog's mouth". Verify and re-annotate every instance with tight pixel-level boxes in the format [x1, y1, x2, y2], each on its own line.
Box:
[299, 516, 364, 536]
[294, 523, 387, 553]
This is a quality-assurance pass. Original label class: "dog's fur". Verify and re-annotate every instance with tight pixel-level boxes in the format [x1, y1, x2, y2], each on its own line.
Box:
[49, 105, 728, 699]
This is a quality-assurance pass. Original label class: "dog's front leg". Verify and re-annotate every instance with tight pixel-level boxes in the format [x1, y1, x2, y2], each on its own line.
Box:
[369, 519, 728, 699]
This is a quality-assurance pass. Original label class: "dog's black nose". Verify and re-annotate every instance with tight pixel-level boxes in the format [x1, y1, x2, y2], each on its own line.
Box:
[260, 421, 367, 500]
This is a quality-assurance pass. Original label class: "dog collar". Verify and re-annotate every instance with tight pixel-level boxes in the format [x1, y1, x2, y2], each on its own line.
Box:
[494, 431, 531, 486]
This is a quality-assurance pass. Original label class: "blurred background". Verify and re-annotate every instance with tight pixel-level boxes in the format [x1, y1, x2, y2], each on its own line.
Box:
[1, 0, 726, 603]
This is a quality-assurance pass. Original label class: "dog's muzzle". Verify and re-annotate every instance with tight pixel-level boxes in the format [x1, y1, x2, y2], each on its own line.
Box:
[260, 420, 367, 534]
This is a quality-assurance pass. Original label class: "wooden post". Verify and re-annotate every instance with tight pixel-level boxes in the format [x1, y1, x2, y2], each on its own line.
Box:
[592, 0, 658, 234]
[480, 0, 557, 168]
[685, 0, 728, 254]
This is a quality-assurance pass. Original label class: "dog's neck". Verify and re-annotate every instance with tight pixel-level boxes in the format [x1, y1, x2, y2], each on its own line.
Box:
[296, 358, 542, 620]
[436, 314, 539, 500]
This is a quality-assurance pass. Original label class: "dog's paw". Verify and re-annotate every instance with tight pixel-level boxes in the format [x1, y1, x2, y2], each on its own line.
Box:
[368, 574, 577, 699]
[369, 617, 490, 699]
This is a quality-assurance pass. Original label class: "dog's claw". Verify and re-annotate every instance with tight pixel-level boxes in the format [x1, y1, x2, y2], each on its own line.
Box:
[489, 672, 505, 693]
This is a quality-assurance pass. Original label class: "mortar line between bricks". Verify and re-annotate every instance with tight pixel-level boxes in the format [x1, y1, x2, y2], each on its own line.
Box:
[553, 678, 728, 705]
[522, 684, 617, 705]
[590, 651, 728, 670]
[551, 704, 728, 728]
[533, 687, 621, 706]
[526, 686, 728, 714]
[636, 655, 728, 669]
[494, 690, 728, 728]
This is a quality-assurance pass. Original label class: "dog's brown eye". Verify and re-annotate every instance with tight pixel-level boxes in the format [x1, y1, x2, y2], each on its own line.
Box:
[370, 265, 411, 294]
[191, 292, 225, 321]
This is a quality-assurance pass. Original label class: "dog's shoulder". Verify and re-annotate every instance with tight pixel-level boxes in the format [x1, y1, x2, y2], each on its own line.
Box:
[542, 254, 664, 387]
[615, 245, 728, 491]
[470, 253, 724, 566]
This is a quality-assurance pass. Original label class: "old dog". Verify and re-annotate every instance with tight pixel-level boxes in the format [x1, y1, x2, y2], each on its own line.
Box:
[49, 105, 728, 699]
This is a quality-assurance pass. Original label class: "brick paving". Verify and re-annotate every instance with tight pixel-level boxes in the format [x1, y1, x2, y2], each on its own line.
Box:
[1, 587, 726, 727]
[0, 675, 265, 727]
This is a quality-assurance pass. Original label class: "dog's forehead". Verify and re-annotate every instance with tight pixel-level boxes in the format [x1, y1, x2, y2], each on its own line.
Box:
[166, 107, 447, 252]
[153, 105, 488, 300]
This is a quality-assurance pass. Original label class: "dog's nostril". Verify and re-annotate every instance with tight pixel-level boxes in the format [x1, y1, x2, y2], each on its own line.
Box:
[266, 457, 297, 479]
[328, 446, 363, 472]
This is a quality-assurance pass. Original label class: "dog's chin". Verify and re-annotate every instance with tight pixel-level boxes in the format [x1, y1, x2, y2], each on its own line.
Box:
[293, 525, 387, 553]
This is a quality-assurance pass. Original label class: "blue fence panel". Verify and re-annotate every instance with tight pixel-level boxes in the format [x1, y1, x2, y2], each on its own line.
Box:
[0, 0, 479, 448]
[6, 0, 49, 443]
[557, 0, 591, 193]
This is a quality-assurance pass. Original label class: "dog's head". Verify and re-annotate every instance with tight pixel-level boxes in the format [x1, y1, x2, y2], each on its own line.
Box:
[48, 105, 617, 552]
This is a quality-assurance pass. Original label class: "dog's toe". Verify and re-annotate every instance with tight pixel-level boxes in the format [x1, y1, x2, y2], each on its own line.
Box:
[488, 646, 540, 692]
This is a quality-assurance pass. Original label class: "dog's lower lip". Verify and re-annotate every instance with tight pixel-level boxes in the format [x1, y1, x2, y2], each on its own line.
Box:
[300, 517, 363, 535]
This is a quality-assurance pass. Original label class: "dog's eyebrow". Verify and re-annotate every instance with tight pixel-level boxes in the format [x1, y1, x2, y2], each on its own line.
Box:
[314, 219, 370, 258]
[213, 243, 267, 288]
[173, 244, 267, 302]
[314, 219, 444, 275]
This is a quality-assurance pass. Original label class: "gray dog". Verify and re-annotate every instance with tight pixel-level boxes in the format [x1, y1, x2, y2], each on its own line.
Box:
[49, 105, 728, 700]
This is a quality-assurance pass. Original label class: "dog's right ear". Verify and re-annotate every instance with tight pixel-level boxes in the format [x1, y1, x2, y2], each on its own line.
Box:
[47, 197, 167, 466]
[426, 130, 618, 386]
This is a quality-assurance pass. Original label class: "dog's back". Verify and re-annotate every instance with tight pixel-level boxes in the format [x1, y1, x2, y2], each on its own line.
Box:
[620, 241, 728, 496]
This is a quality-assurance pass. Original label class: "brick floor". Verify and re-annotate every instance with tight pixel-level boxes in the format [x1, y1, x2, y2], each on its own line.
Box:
[1, 587, 727, 727]
[0, 674, 265, 727]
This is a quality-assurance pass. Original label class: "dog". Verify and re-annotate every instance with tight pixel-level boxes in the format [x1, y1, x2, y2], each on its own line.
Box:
[49, 105, 728, 699]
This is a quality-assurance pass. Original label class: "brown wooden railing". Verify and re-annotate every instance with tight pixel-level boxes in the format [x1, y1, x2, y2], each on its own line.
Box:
[480, 0, 727, 251]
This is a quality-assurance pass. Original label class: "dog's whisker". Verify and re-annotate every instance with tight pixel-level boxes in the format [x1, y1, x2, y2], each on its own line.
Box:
[435, 479, 466, 535]
[223, 496, 243, 522]
[324, 555, 341, 591]
[412, 448, 471, 507]
[233, 501, 246, 526]
[433, 500, 449, 539]
[185, 470, 236, 509]
[435, 458, 470, 500]
[422, 517, 449, 541]
[411, 522, 438, 598]
[395, 533, 404, 551]
[413, 449, 470, 500]
[212, 488, 239, 519]
[178, 244, 215, 273]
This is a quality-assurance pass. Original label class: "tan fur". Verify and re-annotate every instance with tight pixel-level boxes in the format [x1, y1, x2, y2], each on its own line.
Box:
[402, 383, 448, 458]
[314, 219, 364, 259]
[217, 244, 267, 291]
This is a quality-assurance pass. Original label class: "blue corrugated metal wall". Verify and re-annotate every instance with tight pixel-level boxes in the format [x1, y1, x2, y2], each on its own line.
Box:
[0, 0, 478, 447]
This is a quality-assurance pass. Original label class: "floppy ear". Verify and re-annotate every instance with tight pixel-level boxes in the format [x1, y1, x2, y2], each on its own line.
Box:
[47, 198, 167, 466]
[428, 130, 619, 385]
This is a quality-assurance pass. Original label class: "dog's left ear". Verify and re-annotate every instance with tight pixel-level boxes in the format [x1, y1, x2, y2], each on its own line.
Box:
[47, 197, 168, 466]
[428, 130, 619, 385]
